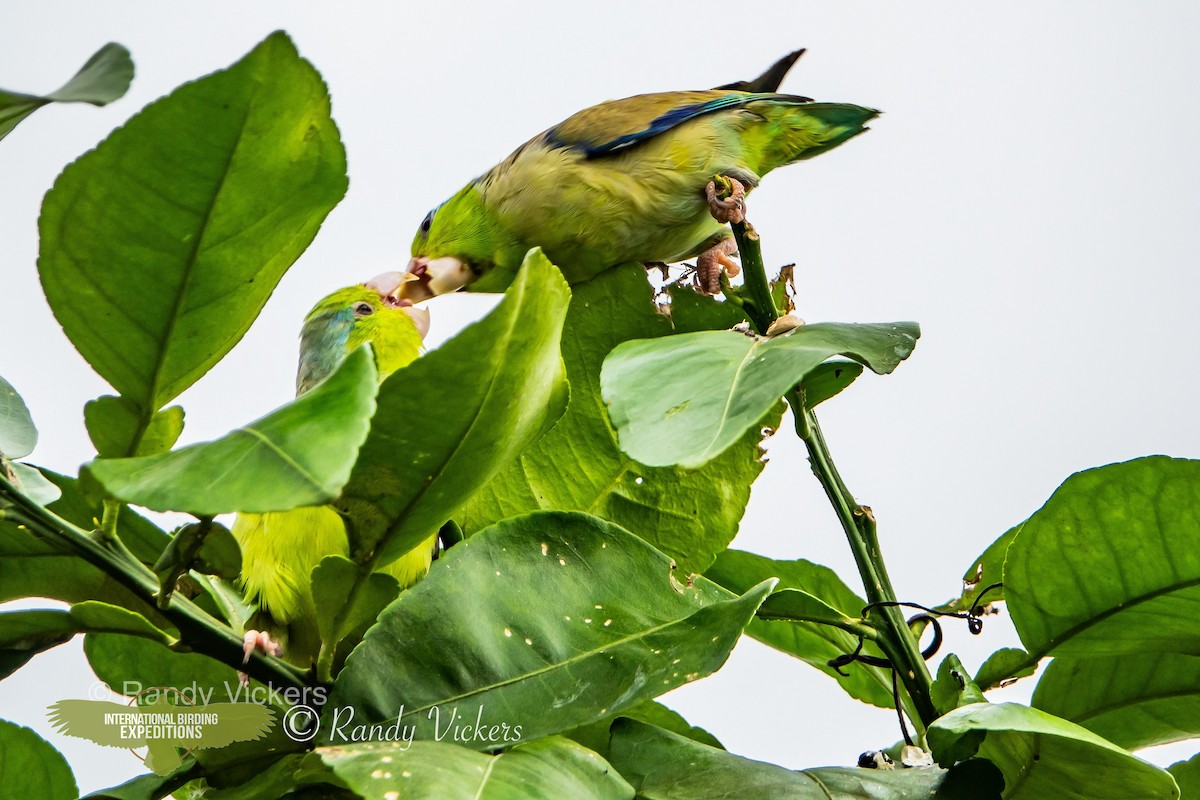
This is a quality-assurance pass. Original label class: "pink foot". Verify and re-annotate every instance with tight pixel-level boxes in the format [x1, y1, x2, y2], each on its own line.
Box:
[695, 238, 741, 295]
[705, 177, 747, 224]
[238, 630, 283, 685]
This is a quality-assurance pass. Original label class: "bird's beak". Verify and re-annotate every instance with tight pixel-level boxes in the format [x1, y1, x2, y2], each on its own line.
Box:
[397, 256, 475, 303]
[364, 272, 432, 340]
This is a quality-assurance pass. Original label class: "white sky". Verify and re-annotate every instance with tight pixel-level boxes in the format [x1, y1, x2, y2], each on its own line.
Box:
[2, 1, 1199, 793]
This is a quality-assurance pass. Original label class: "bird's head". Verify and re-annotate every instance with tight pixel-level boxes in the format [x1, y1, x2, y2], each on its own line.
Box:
[400, 185, 495, 302]
[297, 277, 430, 394]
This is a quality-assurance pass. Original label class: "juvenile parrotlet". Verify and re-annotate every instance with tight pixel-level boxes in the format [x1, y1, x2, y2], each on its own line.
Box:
[233, 274, 436, 669]
[400, 50, 877, 297]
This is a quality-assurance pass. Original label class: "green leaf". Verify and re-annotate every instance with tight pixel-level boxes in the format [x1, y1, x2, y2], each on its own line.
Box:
[666, 282, 748, 329]
[71, 601, 176, 645]
[151, 520, 241, 605]
[1006, 456, 1200, 660]
[462, 263, 778, 573]
[0, 719, 77, 799]
[86, 633, 234, 698]
[1169, 755, 1200, 798]
[800, 360, 864, 409]
[338, 248, 570, 567]
[87, 346, 377, 515]
[0, 476, 167, 620]
[954, 523, 1020, 611]
[600, 321, 919, 468]
[608, 719, 947, 799]
[193, 523, 242, 580]
[329, 512, 773, 746]
[927, 703, 1178, 799]
[82, 767, 196, 800]
[974, 647, 1037, 692]
[932, 653, 986, 716]
[1033, 653, 1200, 750]
[86, 397, 184, 458]
[84, 633, 306, 785]
[0, 375, 37, 459]
[318, 737, 635, 800]
[194, 753, 308, 799]
[39, 469, 169, 564]
[0, 43, 132, 141]
[563, 701, 722, 761]
[0, 604, 174, 683]
[0, 609, 76, 680]
[706, 549, 894, 707]
[39, 31, 346, 411]
[8, 462, 62, 505]
[311, 555, 399, 672]
[757, 587, 863, 629]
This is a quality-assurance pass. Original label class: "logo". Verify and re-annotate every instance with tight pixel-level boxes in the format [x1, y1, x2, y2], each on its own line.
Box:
[48, 686, 274, 775]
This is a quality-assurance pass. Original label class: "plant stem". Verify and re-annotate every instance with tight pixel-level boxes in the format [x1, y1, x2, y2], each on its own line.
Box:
[728, 215, 939, 729]
[97, 497, 153, 576]
[0, 478, 309, 690]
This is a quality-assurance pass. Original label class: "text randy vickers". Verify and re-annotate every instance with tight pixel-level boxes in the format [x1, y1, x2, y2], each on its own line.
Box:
[325, 705, 523, 748]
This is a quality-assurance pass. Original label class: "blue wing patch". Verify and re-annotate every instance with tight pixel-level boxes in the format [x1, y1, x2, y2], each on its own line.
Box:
[568, 94, 756, 158]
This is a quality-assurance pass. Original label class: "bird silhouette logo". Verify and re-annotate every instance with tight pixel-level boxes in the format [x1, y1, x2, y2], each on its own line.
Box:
[47, 695, 275, 775]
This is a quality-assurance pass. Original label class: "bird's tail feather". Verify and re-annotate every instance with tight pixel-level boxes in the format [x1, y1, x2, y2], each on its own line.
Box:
[716, 49, 807, 95]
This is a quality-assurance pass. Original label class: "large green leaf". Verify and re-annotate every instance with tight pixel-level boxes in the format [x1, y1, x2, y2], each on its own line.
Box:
[0, 719, 77, 800]
[462, 263, 778, 573]
[1006, 457, 1200, 660]
[706, 549, 893, 707]
[0, 375, 37, 459]
[0, 43, 132, 141]
[928, 703, 1178, 799]
[85, 633, 234, 698]
[600, 321, 919, 468]
[329, 512, 772, 746]
[338, 248, 569, 567]
[1033, 653, 1200, 750]
[608, 719, 947, 799]
[39, 31, 346, 413]
[1169, 756, 1200, 798]
[0, 602, 176, 682]
[317, 737, 635, 800]
[564, 701, 722, 761]
[87, 347, 377, 515]
[0, 609, 76, 680]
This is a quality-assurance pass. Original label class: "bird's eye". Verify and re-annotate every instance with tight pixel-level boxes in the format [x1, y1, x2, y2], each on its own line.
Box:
[353, 302, 374, 317]
[419, 210, 434, 236]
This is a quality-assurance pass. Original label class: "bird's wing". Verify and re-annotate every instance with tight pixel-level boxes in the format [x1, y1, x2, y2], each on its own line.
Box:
[47, 699, 147, 748]
[189, 703, 276, 749]
[714, 49, 808, 94]
[545, 90, 808, 158]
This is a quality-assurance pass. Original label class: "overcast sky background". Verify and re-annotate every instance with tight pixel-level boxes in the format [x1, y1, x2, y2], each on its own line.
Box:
[2, 2, 1199, 793]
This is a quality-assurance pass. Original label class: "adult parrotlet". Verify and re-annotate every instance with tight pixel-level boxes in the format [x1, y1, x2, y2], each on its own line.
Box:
[234, 274, 436, 669]
[400, 50, 877, 297]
